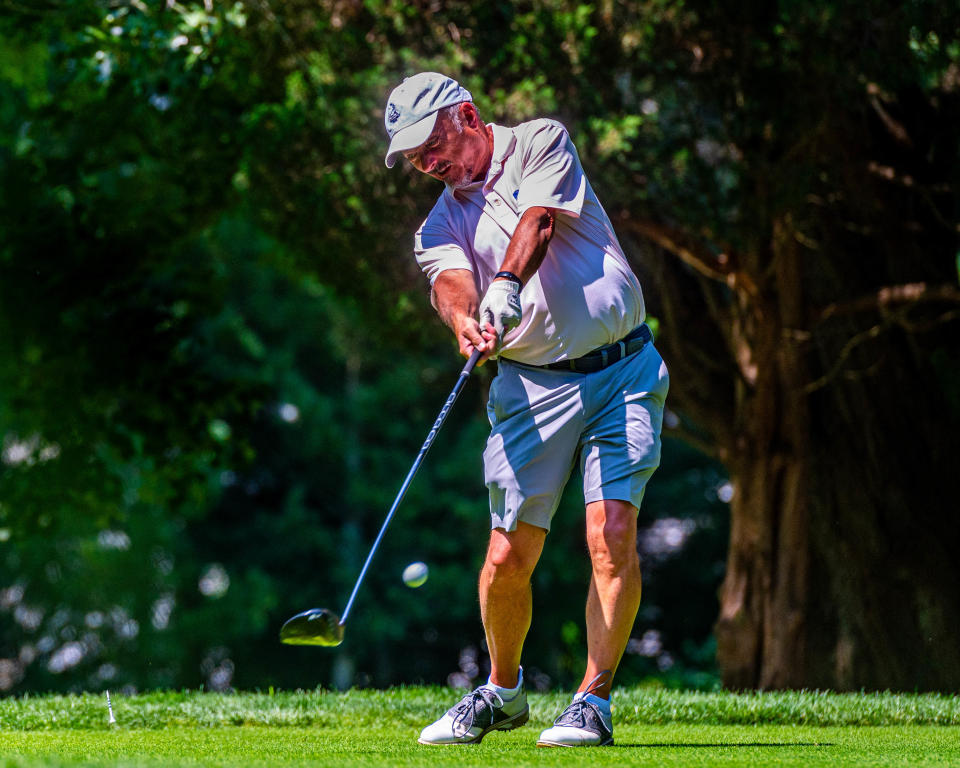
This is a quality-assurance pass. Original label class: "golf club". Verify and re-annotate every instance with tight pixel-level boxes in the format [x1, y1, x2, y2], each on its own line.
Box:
[280, 348, 483, 647]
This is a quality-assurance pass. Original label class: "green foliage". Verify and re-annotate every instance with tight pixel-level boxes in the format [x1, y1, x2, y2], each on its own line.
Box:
[2, 0, 957, 697]
[0, 0, 735, 696]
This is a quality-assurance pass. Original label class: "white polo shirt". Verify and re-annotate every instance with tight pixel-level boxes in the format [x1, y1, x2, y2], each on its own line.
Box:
[414, 119, 645, 366]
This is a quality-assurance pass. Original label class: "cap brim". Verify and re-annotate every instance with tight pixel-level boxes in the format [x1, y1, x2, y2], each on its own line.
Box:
[384, 110, 439, 168]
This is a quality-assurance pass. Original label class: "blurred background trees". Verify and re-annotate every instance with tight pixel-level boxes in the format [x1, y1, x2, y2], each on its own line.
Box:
[0, 0, 956, 694]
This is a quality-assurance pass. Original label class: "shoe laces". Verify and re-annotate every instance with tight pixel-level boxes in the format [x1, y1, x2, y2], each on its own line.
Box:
[555, 669, 611, 729]
[555, 698, 597, 728]
[450, 687, 504, 736]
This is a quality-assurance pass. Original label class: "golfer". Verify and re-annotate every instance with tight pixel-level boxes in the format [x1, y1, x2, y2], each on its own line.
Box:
[384, 72, 669, 748]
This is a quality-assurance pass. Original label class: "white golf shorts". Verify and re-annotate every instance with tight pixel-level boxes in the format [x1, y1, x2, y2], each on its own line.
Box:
[483, 341, 669, 532]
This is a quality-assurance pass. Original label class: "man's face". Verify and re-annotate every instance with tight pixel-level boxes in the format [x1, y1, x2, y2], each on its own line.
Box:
[403, 105, 490, 188]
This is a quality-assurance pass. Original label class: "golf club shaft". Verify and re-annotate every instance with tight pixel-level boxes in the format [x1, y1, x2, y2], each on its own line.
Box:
[339, 348, 483, 625]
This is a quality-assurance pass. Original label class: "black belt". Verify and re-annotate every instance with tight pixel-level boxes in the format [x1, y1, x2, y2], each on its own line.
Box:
[514, 324, 652, 374]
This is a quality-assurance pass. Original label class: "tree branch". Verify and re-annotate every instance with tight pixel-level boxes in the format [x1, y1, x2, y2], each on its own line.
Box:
[815, 282, 960, 324]
[803, 319, 891, 394]
[866, 83, 913, 147]
[805, 295, 960, 395]
[617, 215, 758, 298]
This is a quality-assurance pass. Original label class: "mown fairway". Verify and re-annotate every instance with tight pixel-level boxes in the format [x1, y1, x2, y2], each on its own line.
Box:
[1, 688, 957, 767]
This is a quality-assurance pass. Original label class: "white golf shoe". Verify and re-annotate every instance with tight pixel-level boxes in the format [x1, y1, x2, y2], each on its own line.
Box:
[538, 671, 615, 747]
[537, 693, 614, 747]
[418, 684, 529, 745]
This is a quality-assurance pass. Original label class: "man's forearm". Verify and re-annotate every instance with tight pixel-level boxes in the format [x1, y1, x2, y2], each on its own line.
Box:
[497, 206, 556, 285]
[433, 269, 479, 333]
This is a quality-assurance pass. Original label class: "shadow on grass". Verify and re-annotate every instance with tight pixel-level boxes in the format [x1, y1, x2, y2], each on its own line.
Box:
[615, 742, 834, 748]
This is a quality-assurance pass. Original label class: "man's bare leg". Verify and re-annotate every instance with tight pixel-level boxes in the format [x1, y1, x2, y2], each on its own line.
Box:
[578, 499, 642, 699]
[418, 522, 544, 745]
[479, 520, 547, 688]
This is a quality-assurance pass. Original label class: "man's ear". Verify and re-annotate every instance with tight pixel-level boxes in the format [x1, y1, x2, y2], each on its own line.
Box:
[460, 101, 480, 128]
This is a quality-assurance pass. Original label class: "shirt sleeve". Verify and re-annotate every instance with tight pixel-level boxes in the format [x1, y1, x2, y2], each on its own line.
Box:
[414, 204, 473, 286]
[515, 120, 587, 219]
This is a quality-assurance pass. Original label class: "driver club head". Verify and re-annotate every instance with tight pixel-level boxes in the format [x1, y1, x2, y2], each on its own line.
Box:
[279, 607, 345, 647]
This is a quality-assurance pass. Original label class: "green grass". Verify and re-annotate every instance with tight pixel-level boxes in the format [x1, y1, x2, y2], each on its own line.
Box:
[0, 688, 958, 767]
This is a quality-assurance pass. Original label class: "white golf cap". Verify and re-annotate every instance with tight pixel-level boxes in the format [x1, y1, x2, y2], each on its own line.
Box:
[384, 72, 472, 168]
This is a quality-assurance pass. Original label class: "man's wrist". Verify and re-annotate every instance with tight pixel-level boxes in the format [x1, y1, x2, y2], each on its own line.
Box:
[493, 271, 523, 289]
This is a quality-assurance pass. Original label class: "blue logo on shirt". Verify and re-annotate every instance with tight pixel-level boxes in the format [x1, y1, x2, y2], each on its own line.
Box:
[512, 189, 519, 199]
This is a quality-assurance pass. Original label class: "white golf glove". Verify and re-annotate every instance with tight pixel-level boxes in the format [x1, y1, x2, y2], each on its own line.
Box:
[479, 278, 522, 346]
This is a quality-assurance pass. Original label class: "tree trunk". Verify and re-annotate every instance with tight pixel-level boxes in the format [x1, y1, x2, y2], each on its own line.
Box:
[628, 203, 960, 691]
[714, 217, 811, 689]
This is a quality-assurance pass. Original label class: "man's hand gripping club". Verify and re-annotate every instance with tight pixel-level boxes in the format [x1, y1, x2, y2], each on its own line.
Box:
[479, 275, 523, 350]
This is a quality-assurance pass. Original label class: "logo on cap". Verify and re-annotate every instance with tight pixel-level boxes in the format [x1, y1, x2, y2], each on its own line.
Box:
[387, 103, 400, 125]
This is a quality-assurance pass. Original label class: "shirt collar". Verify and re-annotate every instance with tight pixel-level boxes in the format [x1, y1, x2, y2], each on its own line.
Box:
[485, 123, 516, 183]
[446, 123, 516, 198]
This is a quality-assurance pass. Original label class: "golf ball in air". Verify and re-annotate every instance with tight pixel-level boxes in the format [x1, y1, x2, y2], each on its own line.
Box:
[402, 561, 428, 588]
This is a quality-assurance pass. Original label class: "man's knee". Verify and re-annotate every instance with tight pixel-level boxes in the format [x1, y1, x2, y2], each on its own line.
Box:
[586, 500, 639, 571]
[483, 523, 545, 582]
